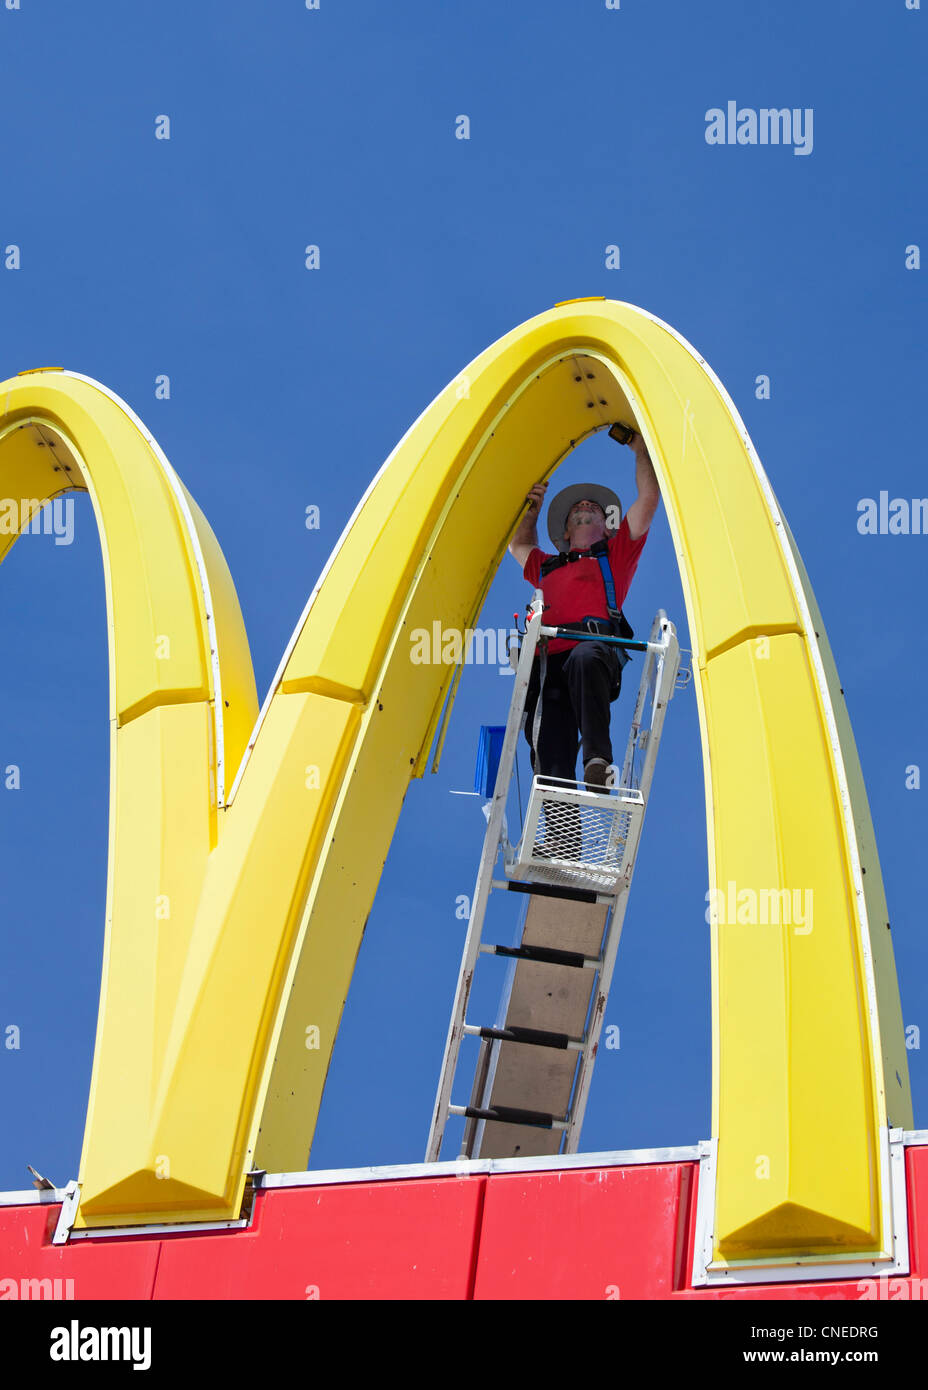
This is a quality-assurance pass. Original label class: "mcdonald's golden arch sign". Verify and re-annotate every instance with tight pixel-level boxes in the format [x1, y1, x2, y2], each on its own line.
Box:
[0, 300, 910, 1272]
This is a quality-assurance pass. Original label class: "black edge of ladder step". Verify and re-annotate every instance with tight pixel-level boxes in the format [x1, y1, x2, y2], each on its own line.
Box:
[505, 879, 599, 904]
[474, 1024, 576, 1050]
[492, 942, 591, 970]
[461, 1103, 559, 1129]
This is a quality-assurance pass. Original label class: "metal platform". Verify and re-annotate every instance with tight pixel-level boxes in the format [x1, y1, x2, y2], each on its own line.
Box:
[509, 777, 645, 894]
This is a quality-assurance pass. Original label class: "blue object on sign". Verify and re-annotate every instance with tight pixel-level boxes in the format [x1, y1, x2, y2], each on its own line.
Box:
[474, 725, 506, 798]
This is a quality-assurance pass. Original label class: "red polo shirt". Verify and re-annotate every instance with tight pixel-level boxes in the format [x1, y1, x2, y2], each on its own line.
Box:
[523, 517, 648, 653]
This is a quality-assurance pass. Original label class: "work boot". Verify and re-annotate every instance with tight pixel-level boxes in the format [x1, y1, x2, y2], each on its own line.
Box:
[583, 757, 612, 792]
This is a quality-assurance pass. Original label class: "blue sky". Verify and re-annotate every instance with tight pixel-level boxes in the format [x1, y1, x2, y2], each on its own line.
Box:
[0, 0, 925, 1189]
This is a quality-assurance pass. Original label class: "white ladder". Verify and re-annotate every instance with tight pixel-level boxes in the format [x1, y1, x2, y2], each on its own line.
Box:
[424, 598, 684, 1162]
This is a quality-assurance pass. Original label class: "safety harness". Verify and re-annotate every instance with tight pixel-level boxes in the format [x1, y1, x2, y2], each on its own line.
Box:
[530, 538, 635, 766]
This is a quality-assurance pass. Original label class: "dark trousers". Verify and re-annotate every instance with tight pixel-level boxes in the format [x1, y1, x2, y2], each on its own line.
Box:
[522, 640, 622, 782]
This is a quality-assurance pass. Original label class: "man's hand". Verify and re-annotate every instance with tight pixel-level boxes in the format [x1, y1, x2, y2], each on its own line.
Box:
[525, 481, 548, 514]
[509, 480, 547, 569]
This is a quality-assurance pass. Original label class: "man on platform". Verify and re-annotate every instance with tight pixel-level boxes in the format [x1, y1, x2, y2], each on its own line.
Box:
[508, 429, 660, 788]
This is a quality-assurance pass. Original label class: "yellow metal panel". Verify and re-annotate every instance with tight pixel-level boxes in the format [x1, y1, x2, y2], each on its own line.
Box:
[704, 635, 880, 1255]
[779, 512, 910, 1131]
[1, 388, 209, 720]
[78, 689, 359, 1223]
[77, 703, 216, 1218]
[0, 371, 257, 1224]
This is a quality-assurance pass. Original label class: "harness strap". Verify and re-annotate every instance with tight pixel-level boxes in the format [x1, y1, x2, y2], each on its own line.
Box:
[594, 550, 618, 616]
[539, 536, 611, 579]
[594, 551, 631, 671]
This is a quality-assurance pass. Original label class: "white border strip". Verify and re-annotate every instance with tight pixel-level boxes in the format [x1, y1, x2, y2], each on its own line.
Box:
[8, 1132, 924, 1210]
[66, 1215, 253, 1242]
[0, 1187, 72, 1207]
[6, 1132, 927, 1246]
[260, 1144, 702, 1189]
[48, 1180, 257, 1243]
[691, 1128, 910, 1287]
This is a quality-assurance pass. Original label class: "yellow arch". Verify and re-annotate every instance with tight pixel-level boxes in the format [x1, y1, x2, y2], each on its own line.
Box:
[0, 300, 910, 1265]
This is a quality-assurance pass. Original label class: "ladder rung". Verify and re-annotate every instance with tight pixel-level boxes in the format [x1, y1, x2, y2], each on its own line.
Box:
[498, 878, 602, 904]
[481, 942, 599, 970]
[462, 1023, 582, 1051]
[449, 1103, 568, 1130]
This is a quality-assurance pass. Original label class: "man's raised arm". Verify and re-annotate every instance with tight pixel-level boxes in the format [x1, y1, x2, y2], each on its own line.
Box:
[509, 481, 548, 569]
[623, 432, 660, 540]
